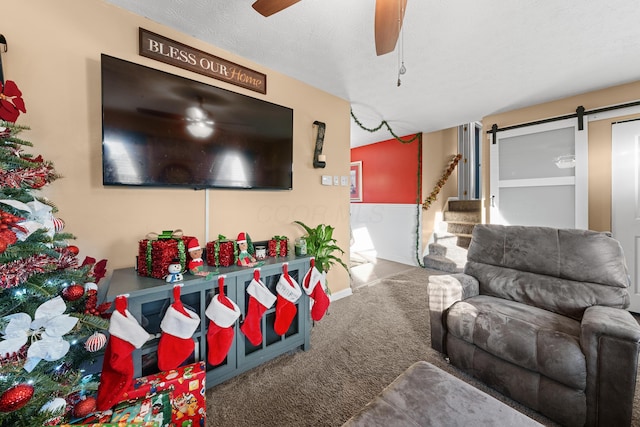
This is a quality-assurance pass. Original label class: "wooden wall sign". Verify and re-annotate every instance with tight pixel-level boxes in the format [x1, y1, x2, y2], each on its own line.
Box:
[139, 28, 267, 94]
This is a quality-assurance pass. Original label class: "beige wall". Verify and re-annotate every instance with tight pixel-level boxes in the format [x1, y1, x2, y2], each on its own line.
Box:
[421, 128, 459, 247]
[482, 80, 640, 231]
[4, 0, 352, 293]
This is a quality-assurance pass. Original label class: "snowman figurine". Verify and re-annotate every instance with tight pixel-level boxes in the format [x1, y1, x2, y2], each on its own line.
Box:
[165, 259, 184, 283]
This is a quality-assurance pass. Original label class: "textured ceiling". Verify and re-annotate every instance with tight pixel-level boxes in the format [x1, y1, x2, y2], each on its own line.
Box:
[103, 0, 640, 147]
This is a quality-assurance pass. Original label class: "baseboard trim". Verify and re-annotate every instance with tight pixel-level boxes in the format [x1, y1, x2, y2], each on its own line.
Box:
[330, 287, 353, 302]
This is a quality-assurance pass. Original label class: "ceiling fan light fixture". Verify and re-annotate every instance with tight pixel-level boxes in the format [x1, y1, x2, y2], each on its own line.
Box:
[186, 105, 206, 120]
[187, 121, 214, 138]
[554, 154, 575, 169]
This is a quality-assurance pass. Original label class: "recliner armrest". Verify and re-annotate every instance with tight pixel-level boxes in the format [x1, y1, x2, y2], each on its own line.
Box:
[581, 306, 640, 426]
[427, 273, 479, 353]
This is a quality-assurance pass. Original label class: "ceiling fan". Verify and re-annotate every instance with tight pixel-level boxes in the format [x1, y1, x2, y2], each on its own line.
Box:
[138, 96, 220, 138]
[251, 0, 407, 56]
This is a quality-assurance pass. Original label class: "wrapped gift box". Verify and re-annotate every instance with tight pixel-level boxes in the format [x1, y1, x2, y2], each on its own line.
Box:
[206, 238, 235, 267]
[65, 410, 113, 425]
[110, 391, 171, 427]
[137, 231, 193, 279]
[59, 423, 158, 427]
[268, 236, 288, 257]
[121, 362, 206, 427]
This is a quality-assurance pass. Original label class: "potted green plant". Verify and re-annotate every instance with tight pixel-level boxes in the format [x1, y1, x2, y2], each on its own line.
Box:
[293, 221, 349, 276]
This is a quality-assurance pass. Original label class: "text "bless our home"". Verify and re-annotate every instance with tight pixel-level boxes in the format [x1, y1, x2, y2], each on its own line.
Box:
[139, 28, 266, 94]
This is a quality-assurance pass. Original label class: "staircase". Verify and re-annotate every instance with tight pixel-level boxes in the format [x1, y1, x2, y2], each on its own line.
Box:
[423, 199, 481, 273]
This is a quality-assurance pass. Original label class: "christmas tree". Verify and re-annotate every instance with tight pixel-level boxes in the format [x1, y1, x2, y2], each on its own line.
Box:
[0, 80, 110, 426]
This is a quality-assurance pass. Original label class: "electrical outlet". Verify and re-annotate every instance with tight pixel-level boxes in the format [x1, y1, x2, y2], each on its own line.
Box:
[321, 175, 332, 186]
[340, 176, 349, 186]
[333, 176, 340, 186]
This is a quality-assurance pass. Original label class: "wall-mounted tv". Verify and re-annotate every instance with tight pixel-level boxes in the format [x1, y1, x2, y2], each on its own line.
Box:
[101, 54, 293, 190]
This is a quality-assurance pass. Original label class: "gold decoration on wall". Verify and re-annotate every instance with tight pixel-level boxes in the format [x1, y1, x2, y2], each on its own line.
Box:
[423, 154, 462, 210]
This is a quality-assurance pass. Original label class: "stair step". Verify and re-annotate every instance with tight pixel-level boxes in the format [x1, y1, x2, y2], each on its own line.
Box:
[429, 198, 480, 267]
[428, 233, 469, 271]
[448, 199, 481, 212]
[457, 235, 472, 249]
[423, 254, 462, 273]
[428, 243, 448, 257]
[447, 222, 476, 236]
[443, 210, 481, 223]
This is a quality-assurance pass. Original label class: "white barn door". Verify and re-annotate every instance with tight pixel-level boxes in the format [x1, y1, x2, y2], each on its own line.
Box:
[490, 118, 588, 229]
[612, 119, 640, 313]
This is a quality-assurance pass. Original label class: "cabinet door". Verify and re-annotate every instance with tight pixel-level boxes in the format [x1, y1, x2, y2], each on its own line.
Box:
[237, 263, 310, 369]
[204, 274, 240, 379]
[139, 288, 202, 377]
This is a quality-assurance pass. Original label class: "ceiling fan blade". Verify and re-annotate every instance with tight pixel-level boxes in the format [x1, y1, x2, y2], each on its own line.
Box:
[252, 0, 302, 17]
[375, 0, 407, 56]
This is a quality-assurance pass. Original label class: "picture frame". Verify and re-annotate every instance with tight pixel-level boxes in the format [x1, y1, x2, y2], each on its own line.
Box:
[350, 161, 363, 202]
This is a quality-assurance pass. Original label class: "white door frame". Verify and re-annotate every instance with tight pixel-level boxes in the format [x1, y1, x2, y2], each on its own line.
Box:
[458, 122, 482, 200]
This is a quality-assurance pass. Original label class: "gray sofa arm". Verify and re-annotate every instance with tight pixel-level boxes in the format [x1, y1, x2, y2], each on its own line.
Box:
[427, 273, 479, 354]
[581, 306, 640, 427]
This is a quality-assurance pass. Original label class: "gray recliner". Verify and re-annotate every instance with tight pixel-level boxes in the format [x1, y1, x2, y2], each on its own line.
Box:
[428, 224, 640, 427]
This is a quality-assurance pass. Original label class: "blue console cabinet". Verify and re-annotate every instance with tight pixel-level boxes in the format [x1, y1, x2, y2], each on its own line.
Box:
[106, 255, 312, 388]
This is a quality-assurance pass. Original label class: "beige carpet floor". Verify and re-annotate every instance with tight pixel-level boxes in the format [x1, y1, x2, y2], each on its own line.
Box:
[349, 257, 417, 289]
[206, 266, 640, 427]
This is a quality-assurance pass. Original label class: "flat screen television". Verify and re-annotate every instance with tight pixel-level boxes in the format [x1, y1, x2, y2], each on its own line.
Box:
[101, 54, 293, 190]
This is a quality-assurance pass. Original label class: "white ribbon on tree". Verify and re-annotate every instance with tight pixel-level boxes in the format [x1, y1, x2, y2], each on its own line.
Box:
[0, 296, 78, 372]
[0, 198, 55, 240]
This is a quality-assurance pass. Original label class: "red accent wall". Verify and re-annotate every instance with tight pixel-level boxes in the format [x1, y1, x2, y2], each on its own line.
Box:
[350, 135, 420, 204]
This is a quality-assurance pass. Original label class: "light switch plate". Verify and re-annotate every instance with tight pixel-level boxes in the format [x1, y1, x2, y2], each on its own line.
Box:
[333, 176, 340, 186]
[321, 175, 332, 186]
[340, 176, 349, 186]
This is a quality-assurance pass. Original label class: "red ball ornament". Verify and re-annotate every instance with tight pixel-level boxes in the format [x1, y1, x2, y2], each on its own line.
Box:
[84, 331, 107, 352]
[62, 284, 84, 301]
[0, 384, 35, 412]
[73, 396, 96, 418]
[67, 245, 79, 255]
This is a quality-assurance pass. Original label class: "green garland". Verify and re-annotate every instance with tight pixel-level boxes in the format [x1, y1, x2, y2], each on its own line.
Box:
[350, 109, 424, 267]
[414, 134, 424, 267]
[350, 109, 421, 144]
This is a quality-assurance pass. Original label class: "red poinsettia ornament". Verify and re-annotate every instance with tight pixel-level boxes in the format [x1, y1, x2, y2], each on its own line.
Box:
[0, 80, 26, 123]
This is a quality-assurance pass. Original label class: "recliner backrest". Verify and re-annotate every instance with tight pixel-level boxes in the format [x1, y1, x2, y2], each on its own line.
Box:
[464, 224, 631, 319]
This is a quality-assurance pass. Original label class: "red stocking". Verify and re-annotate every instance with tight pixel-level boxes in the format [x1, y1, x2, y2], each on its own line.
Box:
[274, 263, 302, 335]
[303, 258, 330, 321]
[157, 285, 200, 371]
[240, 269, 276, 346]
[96, 295, 150, 411]
[206, 276, 241, 366]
